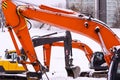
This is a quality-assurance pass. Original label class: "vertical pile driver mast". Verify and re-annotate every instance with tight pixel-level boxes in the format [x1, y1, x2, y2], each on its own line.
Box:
[1, 0, 120, 80]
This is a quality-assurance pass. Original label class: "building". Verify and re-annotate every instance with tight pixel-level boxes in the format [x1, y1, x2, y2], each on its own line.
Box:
[67, 0, 95, 12]
[107, 0, 119, 27]
[67, 0, 120, 27]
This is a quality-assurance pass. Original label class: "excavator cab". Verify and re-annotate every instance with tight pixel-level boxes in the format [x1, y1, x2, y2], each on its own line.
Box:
[90, 51, 108, 71]
[5, 49, 17, 62]
[80, 52, 108, 78]
[0, 49, 25, 75]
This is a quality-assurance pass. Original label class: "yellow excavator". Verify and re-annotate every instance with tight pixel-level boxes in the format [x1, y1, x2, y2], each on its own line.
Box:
[0, 49, 25, 74]
[0, 49, 26, 79]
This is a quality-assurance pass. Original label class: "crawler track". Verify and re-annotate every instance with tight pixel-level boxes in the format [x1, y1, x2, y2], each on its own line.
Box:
[0, 73, 27, 80]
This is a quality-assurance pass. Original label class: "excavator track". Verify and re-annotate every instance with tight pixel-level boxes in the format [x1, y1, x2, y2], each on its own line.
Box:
[0, 73, 27, 80]
[0, 73, 41, 80]
[80, 71, 108, 78]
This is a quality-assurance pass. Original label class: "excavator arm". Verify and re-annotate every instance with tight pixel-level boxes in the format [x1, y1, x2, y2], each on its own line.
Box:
[2, 0, 41, 72]
[31, 31, 93, 78]
[52, 40, 93, 61]
[32, 32, 93, 70]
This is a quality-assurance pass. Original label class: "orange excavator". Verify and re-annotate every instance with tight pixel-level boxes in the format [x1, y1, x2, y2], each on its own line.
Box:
[20, 30, 95, 78]
[31, 31, 107, 78]
[1, 0, 120, 80]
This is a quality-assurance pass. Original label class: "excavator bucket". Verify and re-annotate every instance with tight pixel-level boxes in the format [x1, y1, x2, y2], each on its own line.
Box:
[66, 66, 80, 78]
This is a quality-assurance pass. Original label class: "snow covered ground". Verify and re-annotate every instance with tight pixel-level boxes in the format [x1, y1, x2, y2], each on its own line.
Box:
[1, 27, 119, 80]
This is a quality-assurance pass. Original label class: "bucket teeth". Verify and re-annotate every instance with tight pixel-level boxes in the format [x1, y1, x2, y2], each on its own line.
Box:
[66, 66, 80, 78]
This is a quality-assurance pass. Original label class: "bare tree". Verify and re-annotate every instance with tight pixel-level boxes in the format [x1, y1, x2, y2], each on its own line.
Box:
[112, 7, 120, 28]
[81, 6, 95, 17]
[0, 9, 6, 32]
[70, 4, 80, 12]
[70, 2, 95, 17]
[0, 9, 2, 28]
[112, 0, 120, 28]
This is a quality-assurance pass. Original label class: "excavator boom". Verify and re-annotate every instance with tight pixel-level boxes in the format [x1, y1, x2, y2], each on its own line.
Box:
[18, 4, 120, 65]
[2, 0, 41, 72]
[18, 5, 120, 50]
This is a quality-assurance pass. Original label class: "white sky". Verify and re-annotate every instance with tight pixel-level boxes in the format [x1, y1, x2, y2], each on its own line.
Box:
[13, 0, 66, 8]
